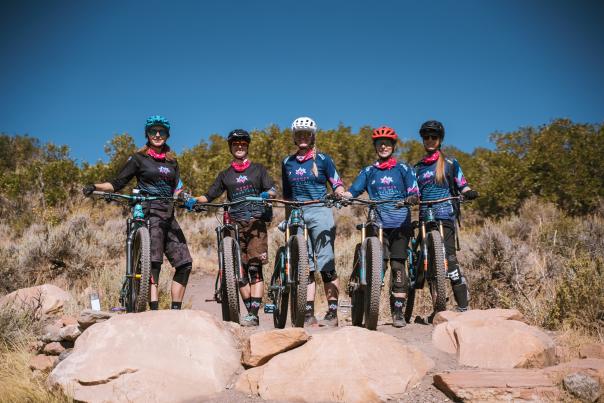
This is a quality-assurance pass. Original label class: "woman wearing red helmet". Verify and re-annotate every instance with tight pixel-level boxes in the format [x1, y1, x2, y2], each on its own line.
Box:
[342, 126, 420, 327]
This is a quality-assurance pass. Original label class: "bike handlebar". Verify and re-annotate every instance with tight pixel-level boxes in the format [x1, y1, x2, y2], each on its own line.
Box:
[245, 196, 332, 207]
[91, 191, 179, 204]
[419, 195, 466, 205]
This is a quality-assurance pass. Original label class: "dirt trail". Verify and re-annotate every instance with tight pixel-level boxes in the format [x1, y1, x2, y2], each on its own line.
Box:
[185, 269, 457, 402]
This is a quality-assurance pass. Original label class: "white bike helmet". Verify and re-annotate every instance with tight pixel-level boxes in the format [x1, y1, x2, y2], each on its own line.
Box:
[291, 116, 317, 134]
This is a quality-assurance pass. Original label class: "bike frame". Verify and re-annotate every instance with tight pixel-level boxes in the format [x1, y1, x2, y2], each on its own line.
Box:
[356, 205, 383, 286]
[214, 208, 244, 291]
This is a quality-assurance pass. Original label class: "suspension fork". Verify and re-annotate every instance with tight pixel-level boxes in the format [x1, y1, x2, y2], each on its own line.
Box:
[421, 221, 428, 276]
[125, 218, 133, 277]
[233, 224, 244, 280]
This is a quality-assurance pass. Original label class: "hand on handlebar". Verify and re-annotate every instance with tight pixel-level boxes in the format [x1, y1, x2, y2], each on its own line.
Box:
[404, 195, 419, 206]
[184, 197, 197, 211]
[260, 191, 270, 200]
[83, 184, 96, 197]
[462, 190, 479, 200]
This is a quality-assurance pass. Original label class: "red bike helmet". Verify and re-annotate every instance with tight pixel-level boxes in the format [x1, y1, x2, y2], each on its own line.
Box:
[372, 126, 398, 142]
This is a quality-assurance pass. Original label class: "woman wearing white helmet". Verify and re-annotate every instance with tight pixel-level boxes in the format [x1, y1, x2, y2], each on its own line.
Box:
[282, 116, 345, 327]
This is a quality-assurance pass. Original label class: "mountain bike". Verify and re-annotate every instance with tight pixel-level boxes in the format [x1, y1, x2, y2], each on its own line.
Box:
[195, 200, 250, 324]
[246, 196, 336, 328]
[89, 191, 178, 313]
[406, 195, 466, 316]
[343, 198, 413, 330]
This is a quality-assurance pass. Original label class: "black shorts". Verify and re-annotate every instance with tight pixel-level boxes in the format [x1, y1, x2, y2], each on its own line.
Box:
[146, 204, 192, 268]
[382, 226, 412, 260]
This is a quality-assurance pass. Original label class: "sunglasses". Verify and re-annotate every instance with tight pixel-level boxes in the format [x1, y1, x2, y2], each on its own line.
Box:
[374, 139, 394, 148]
[422, 134, 440, 141]
[147, 129, 169, 138]
[231, 141, 249, 148]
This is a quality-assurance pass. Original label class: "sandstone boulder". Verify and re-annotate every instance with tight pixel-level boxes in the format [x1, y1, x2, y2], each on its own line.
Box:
[30, 354, 58, 372]
[434, 369, 561, 402]
[78, 309, 114, 329]
[0, 284, 71, 316]
[432, 309, 555, 368]
[563, 372, 601, 402]
[43, 342, 67, 355]
[432, 308, 524, 325]
[58, 324, 81, 341]
[580, 343, 604, 360]
[236, 326, 433, 402]
[49, 310, 241, 403]
[544, 358, 604, 385]
[242, 328, 310, 367]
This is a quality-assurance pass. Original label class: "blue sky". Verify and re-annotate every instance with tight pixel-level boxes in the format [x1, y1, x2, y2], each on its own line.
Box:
[1, 0, 603, 164]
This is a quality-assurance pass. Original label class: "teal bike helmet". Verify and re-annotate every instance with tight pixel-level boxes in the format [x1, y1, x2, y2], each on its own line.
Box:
[145, 115, 171, 137]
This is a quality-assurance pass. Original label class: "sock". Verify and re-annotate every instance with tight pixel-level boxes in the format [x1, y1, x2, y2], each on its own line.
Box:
[328, 300, 338, 315]
[149, 301, 159, 310]
[244, 298, 252, 313]
[171, 301, 182, 310]
[393, 297, 405, 313]
[305, 301, 314, 316]
[250, 297, 262, 316]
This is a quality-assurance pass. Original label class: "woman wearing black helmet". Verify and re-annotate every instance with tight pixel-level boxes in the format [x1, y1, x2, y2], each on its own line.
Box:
[414, 120, 478, 313]
[188, 129, 276, 326]
[83, 115, 193, 311]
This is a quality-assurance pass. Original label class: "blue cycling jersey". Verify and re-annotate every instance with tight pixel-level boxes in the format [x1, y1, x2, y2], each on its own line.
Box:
[348, 161, 419, 229]
[282, 153, 343, 201]
[415, 157, 469, 221]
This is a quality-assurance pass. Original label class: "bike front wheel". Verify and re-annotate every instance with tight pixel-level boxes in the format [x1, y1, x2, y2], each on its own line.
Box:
[404, 253, 416, 323]
[428, 229, 447, 312]
[289, 234, 309, 328]
[349, 244, 364, 327]
[271, 246, 289, 328]
[221, 237, 241, 324]
[132, 226, 151, 313]
[363, 237, 383, 330]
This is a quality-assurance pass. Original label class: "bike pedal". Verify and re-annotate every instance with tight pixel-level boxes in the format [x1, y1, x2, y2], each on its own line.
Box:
[264, 304, 276, 313]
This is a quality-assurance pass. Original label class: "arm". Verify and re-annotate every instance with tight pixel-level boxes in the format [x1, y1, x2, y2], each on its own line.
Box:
[345, 169, 368, 199]
[259, 165, 277, 198]
[199, 171, 225, 203]
[325, 155, 344, 193]
[281, 160, 293, 200]
[109, 155, 139, 192]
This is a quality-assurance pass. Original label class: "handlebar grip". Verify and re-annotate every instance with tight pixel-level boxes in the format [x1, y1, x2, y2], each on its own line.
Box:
[245, 196, 264, 202]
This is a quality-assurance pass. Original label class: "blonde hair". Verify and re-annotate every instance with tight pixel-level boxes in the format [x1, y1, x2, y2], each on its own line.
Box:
[435, 150, 446, 185]
[311, 146, 318, 177]
[138, 144, 177, 162]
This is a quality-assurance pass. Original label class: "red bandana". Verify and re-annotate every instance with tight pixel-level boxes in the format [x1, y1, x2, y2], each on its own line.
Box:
[147, 148, 166, 161]
[374, 157, 397, 170]
[296, 149, 314, 162]
[231, 159, 250, 172]
[422, 151, 440, 164]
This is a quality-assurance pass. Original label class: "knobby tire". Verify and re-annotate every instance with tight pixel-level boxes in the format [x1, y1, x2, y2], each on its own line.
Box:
[350, 244, 364, 327]
[428, 230, 447, 312]
[364, 237, 383, 330]
[290, 234, 309, 328]
[222, 237, 241, 324]
[133, 226, 151, 313]
[272, 247, 289, 328]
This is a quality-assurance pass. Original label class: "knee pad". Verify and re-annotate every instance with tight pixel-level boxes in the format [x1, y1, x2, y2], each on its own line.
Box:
[308, 271, 316, 284]
[320, 270, 338, 283]
[447, 255, 462, 285]
[173, 263, 192, 286]
[390, 259, 408, 293]
[238, 264, 250, 287]
[248, 264, 264, 285]
[151, 262, 161, 285]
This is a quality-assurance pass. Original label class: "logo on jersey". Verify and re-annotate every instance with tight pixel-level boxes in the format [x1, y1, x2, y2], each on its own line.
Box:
[422, 171, 434, 179]
[380, 176, 393, 185]
[295, 167, 307, 176]
[158, 166, 170, 175]
[236, 175, 248, 184]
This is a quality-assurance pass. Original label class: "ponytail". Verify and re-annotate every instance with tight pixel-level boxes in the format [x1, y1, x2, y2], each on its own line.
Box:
[435, 150, 446, 185]
[311, 146, 318, 177]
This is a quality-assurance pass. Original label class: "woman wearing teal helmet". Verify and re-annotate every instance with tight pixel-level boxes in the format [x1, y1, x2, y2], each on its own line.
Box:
[83, 115, 193, 310]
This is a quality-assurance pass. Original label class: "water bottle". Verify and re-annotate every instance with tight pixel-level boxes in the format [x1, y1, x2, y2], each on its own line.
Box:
[90, 291, 101, 311]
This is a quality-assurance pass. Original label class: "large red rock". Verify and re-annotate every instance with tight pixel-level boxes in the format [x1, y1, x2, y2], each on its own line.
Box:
[432, 309, 555, 368]
[30, 354, 58, 372]
[432, 308, 525, 325]
[0, 284, 71, 316]
[49, 310, 241, 402]
[544, 358, 604, 385]
[580, 344, 604, 360]
[242, 328, 310, 367]
[434, 369, 562, 401]
[236, 326, 433, 402]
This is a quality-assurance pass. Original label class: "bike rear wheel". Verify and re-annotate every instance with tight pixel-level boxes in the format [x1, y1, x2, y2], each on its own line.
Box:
[133, 226, 151, 313]
[221, 237, 241, 324]
[350, 244, 364, 327]
[364, 237, 383, 330]
[271, 246, 289, 328]
[428, 229, 447, 312]
[289, 234, 309, 328]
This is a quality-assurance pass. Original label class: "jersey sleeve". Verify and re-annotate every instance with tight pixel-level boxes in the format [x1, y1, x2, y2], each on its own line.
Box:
[348, 168, 369, 198]
[452, 159, 469, 193]
[110, 154, 139, 192]
[204, 171, 226, 202]
[402, 165, 420, 197]
[281, 159, 292, 199]
[324, 155, 344, 190]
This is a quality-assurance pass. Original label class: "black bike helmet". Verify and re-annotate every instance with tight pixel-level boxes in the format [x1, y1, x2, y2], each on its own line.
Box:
[227, 129, 251, 144]
[419, 120, 445, 140]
